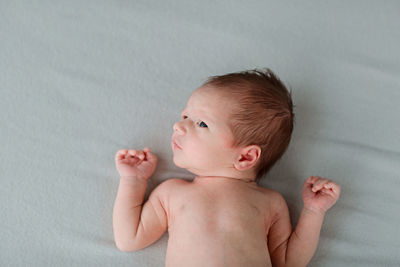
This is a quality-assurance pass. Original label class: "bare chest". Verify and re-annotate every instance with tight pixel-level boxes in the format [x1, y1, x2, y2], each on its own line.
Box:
[164, 182, 274, 266]
[167, 181, 274, 231]
[174, 192, 264, 231]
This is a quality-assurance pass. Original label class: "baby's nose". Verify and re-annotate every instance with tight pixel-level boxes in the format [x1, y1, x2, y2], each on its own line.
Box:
[173, 121, 185, 133]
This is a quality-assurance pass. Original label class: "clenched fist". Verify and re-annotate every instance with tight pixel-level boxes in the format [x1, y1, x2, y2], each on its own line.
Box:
[115, 147, 158, 180]
[302, 176, 341, 214]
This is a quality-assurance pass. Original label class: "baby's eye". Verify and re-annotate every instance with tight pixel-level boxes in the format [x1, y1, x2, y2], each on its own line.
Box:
[182, 115, 188, 120]
[198, 121, 208, 128]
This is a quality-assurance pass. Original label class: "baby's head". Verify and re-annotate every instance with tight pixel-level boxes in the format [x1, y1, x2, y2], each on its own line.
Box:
[172, 68, 294, 184]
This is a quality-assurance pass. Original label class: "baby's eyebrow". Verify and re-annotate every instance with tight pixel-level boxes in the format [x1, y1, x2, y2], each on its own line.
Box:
[181, 109, 215, 124]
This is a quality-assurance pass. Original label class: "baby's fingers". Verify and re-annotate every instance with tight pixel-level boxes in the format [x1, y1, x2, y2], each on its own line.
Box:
[115, 149, 128, 161]
[127, 149, 145, 160]
[310, 177, 331, 192]
[143, 148, 157, 163]
[320, 187, 335, 197]
[323, 182, 341, 196]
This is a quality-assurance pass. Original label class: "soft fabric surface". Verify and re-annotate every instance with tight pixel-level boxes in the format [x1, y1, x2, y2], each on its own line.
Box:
[1, 1, 399, 266]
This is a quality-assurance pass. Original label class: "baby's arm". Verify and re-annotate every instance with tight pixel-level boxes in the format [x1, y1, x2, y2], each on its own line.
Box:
[268, 176, 341, 267]
[112, 148, 168, 252]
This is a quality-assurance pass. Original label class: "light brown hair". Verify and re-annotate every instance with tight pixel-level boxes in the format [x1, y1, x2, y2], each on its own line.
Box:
[202, 68, 295, 183]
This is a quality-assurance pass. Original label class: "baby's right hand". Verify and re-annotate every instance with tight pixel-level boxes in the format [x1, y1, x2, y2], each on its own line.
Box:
[115, 148, 158, 180]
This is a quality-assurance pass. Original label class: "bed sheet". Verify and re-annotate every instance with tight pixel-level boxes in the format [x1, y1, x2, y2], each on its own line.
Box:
[1, 0, 399, 266]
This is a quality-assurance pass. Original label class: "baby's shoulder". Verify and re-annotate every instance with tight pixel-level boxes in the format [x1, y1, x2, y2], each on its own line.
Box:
[257, 186, 287, 209]
[156, 177, 191, 194]
[257, 186, 280, 198]
[157, 177, 188, 191]
[161, 177, 188, 185]
[150, 178, 188, 206]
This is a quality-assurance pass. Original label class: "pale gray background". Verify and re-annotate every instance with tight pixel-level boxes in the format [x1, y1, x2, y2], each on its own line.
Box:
[1, 0, 399, 266]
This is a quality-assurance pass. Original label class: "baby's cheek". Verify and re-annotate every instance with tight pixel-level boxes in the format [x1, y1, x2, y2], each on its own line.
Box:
[184, 142, 204, 159]
[191, 143, 216, 162]
[220, 135, 236, 149]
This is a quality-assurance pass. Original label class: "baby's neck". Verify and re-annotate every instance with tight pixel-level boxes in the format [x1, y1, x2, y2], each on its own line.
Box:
[193, 175, 256, 184]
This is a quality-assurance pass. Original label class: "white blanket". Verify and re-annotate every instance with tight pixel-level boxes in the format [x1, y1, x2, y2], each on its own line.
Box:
[1, 1, 399, 266]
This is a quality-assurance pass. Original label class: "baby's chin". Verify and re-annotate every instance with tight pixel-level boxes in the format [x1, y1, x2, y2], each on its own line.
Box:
[172, 157, 201, 175]
[172, 155, 185, 169]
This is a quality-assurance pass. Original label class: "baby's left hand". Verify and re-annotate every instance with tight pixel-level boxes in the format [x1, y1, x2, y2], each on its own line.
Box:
[302, 176, 341, 214]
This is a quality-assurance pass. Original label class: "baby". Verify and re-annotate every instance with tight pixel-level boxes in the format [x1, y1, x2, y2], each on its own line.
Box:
[113, 68, 341, 267]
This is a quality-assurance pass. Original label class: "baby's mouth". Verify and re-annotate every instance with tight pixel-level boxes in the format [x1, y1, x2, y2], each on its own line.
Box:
[172, 138, 182, 150]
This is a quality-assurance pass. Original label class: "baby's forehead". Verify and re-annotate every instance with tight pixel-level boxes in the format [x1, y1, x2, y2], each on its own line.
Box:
[185, 89, 235, 119]
[190, 86, 236, 106]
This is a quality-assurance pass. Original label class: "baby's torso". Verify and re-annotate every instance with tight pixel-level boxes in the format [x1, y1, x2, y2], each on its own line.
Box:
[164, 178, 276, 267]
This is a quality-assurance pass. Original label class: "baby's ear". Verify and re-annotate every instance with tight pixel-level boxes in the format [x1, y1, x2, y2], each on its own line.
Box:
[233, 145, 261, 171]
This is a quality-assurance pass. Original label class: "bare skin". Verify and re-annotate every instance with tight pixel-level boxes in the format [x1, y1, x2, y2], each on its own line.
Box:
[163, 176, 276, 266]
[113, 86, 341, 266]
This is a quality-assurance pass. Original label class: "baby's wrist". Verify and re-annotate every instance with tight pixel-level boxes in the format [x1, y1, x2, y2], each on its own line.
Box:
[303, 206, 326, 216]
[120, 175, 148, 183]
